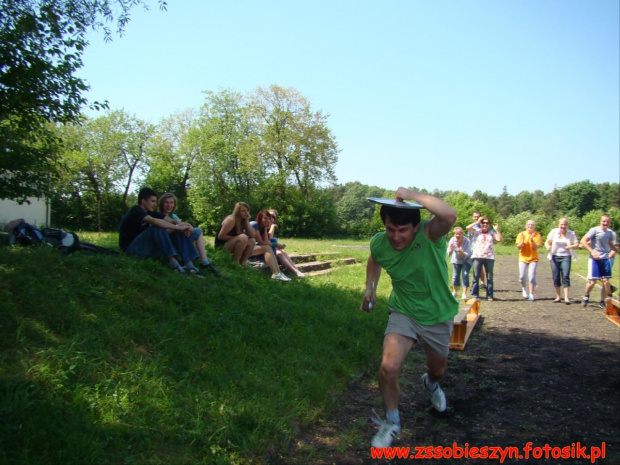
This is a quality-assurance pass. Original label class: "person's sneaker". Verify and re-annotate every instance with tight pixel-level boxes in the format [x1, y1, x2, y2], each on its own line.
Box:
[582, 296, 589, 307]
[422, 373, 446, 412]
[371, 411, 401, 448]
[201, 262, 222, 277]
[186, 267, 204, 278]
[522, 288, 528, 298]
[171, 264, 186, 274]
[598, 301, 606, 309]
[271, 272, 291, 282]
[461, 293, 467, 301]
[248, 259, 268, 269]
[451, 291, 457, 298]
[528, 294, 535, 301]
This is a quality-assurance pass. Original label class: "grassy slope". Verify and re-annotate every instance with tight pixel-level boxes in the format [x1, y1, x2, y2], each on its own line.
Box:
[0, 236, 384, 465]
[0, 236, 615, 464]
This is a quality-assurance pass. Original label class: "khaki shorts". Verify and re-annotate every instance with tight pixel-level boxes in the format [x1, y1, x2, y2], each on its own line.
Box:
[385, 309, 454, 357]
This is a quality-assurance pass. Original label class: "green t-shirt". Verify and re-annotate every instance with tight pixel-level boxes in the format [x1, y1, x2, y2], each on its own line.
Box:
[370, 220, 458, 325]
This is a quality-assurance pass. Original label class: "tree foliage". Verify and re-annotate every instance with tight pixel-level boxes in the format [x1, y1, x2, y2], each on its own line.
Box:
[0, 0, 166, 202]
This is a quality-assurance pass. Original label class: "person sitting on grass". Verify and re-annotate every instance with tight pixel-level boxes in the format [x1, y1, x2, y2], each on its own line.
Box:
[118, 187, 202, 276]
[214, 202, 257, 268]
[254, 210, 305, 278]
[248, 210, 291, 282]
[158, 192, 221, 277]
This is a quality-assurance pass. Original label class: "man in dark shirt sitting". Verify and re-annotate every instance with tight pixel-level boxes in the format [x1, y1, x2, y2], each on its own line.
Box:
[118, 187, 202, 276]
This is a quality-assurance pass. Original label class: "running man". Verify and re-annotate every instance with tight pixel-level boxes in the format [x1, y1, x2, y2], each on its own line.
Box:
[361, 188, 458, 448]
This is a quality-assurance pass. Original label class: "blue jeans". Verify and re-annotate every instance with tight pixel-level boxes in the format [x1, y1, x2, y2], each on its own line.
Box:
[126, 226, 198, 264]
[452, 262, 472, 287]
[550, 255, 571, 288]
[472, 258, 495, 298]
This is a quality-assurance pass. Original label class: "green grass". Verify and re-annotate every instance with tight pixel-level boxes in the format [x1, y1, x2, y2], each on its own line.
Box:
[0, 235, 387, 465]
[1, 235, 616, 464]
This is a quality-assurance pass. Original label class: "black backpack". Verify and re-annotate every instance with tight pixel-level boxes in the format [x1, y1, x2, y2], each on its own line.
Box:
[40, 228, 81, 254]
[12, 222, 44, 246]
[10, 222, 117, 256]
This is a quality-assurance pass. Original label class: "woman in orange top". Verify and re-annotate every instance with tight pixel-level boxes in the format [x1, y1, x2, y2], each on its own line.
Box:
[516, 220, 543, 301]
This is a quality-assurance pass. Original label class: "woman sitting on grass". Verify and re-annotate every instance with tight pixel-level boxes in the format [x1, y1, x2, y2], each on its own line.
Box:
[159, 193, 221, 276]
[254, 210, 305, 278]
[214, 202, 256, 267]
[248, 210, 291, 281]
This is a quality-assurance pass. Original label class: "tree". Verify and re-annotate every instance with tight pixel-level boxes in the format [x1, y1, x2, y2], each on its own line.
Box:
[249, 85, 339, 200]
[54, 111, 152, 231]
[335, 182, 385, 236]
[145, 109, 202, 222]
[0, 0, 166, 202]
[557, 181, 600, 217]
[188, 89, 262, 231]
[496, 186, 513, 218]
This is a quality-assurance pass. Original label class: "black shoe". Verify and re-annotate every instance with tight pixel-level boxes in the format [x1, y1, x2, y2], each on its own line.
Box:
[186, 267, 205, 278]
[201, 262, 222, 277]
[598, 301, 606, 309]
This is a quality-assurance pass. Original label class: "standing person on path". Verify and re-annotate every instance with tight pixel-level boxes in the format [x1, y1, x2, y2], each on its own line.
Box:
[515, 220, 543, 301]
[467, 217, 503, 301]
[447, 227, 472, 300]
[468, 211, 487, 288]
[545, 218, 579, 304]
[361, 188, 458, 449]
[580, 214, 619, 308]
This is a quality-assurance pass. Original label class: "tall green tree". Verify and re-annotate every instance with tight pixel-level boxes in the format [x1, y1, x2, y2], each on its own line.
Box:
[249, 85, 339, 200]
[557, 180, 600, 217]
[0, 0, 166, 202]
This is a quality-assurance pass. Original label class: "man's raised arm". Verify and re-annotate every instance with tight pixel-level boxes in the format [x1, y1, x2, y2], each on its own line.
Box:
[395, 187, 456, 241]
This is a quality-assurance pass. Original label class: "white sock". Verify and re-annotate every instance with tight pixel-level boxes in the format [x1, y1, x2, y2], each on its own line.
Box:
[386, 409, 400, 426]
[424, 376, 438, 392]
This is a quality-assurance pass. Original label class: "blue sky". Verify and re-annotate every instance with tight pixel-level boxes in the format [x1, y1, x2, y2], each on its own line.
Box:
[78, 0, 619, 197]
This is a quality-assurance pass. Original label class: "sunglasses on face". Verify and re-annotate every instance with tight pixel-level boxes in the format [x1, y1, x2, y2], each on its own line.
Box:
[481, 222, 489, 225]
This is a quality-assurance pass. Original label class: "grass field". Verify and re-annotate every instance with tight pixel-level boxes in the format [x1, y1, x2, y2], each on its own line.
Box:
[0, 234, 616, 464]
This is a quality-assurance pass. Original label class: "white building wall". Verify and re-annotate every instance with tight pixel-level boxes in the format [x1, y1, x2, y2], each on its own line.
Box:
[0, 198, 50, 228]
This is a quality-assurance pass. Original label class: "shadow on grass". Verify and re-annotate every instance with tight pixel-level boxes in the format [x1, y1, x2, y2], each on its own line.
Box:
[0, 245, 387, 464]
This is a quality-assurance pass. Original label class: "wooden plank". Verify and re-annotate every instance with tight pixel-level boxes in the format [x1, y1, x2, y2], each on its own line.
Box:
[449, 298, 481, 351]
[604, 298, 620, 327]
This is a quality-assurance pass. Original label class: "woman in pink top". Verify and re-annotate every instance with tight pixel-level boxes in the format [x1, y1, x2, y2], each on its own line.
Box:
[466, 217, 503, 301]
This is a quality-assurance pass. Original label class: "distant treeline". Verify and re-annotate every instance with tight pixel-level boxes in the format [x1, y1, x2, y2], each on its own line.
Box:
[22, 84, 612, 241]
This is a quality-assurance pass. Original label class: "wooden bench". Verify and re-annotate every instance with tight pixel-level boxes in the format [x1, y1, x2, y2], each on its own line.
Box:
[604, 298, 620, 327]
[449, 298, 481, 351]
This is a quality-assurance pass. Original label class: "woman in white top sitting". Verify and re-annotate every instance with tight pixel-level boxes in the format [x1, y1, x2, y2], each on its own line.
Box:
[545, 218, 580, 304]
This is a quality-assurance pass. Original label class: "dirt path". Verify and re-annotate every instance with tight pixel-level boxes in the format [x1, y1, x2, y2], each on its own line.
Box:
[277, 255, 620, 465]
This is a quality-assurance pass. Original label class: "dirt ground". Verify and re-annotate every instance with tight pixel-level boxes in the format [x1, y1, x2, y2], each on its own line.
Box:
[276, 254, 620, 465]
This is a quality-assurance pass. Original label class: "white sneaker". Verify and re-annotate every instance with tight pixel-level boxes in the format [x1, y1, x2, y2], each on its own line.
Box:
[522, 288, 528, 298]
[452, 291, 457, 297]
[461, 293, 467, 301]
[271, 272, 291, 282]
[422, 373, 446, 412]
[528, 294, 535, 301]
[371, 411, 401, 448]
